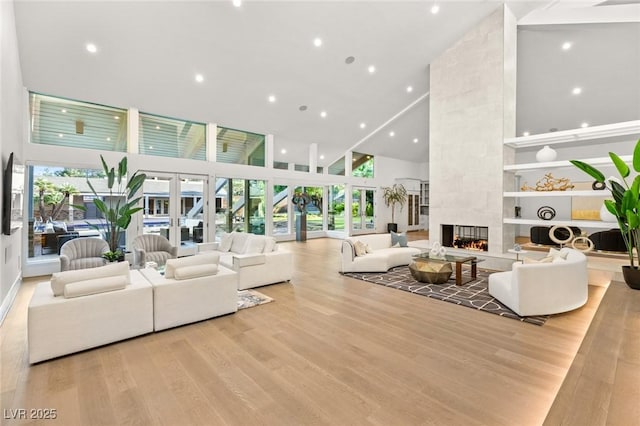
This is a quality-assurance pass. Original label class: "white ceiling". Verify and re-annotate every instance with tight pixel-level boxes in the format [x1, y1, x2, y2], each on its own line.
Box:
[12, 1, 640, 167]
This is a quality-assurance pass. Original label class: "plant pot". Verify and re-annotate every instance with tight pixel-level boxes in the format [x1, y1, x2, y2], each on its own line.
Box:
[621, 265, 640, 290]
[387, 223, 398, 233]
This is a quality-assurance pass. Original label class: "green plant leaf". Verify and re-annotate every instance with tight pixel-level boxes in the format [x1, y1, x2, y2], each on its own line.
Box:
[117, 157, 127, 185]
[633, 139, 640, 173]
[622, 190, 634, 215]
[71, 204, 87, 212]
[100, 155, 109, 177]
[570, 160, 605, 182]
[611, 180, 626, 205]
[93, 198, 108, 214]
[627, 210, 640, 229]
[610, 152, 630, 179]
[604, 199, 619, 217]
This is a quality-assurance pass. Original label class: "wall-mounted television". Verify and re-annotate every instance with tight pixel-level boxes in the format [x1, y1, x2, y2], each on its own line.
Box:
[3, 152, 25, 235]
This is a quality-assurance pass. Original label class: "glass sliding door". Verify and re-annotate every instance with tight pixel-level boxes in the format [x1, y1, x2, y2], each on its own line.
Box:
[294, 186, 324, 231]
[328, 184, 345, 231]
[352, 187, 375, 235]
[141, 172, 207, 255]
[214, 177, 266, 239]
[273, 184, 289, 235]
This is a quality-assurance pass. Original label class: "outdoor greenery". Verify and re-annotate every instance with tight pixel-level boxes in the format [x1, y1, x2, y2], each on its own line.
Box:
[33, 178, 79, 221]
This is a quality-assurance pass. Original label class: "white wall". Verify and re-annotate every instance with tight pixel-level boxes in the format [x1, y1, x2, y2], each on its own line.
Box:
[1, 0, 25, 323]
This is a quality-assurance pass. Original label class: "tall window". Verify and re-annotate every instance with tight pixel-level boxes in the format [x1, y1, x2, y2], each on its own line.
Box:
[328, 156, 346, 176]
[214, 178, 265, 237]
[139, 112, 206, 160]
[294, 186, 324, 231]
[27, 164, 110, 259]
[29, 93, 127, 152]
[273, 184, 289, 235]
[352, 152, 374, 178]
[328, 185, 345, 231]
[217, 127, 265, 166]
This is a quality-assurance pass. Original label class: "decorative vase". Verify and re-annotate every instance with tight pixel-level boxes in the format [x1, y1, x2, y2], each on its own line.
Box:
[536, 145, 557, 162]
[621, 266, 640, 290]
[600, 203, 617, 223]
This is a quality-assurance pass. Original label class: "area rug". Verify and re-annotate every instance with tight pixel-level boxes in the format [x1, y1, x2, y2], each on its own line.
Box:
[344, 266, 548, 326]
[237, 289, 274, 310]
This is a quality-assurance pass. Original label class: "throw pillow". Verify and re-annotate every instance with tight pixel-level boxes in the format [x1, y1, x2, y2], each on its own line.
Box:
[174, 264, 219, 280]
[364, 243, 374, 254]
[263, 237, 277, 253]
[219, 232, 234, 252]
[548, 247, 569, 262]
[51, 261, 130, 297]
[523, 257, 553, 264]
[246, 236, 266, 254]
[353, 240, 368, 256]
[391, 231, 408, 247]
[165, 253, 220, 279]
[63, 275, 127, 298]
[230, 232, 252, 253]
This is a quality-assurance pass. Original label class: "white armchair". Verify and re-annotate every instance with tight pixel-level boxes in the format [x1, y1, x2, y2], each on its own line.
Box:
[59, 237, 109, 271]
[488, 248, 588, 316]
[132, 234, 178, 268]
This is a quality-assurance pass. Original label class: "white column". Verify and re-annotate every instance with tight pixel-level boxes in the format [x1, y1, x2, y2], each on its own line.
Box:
[266, 134, 274, 169]
[207, 123, 217, 162]
[127, 108, 139, 154]
[429, 5, 516, 254]
[309, 143, 318, 174]
[345, 151, 353, 177]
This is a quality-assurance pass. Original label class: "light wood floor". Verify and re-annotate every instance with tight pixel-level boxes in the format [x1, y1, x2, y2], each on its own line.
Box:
[0, 235, 622, 425]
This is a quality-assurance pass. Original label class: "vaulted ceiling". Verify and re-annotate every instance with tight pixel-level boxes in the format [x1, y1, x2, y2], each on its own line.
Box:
[13, 1, 640, 167]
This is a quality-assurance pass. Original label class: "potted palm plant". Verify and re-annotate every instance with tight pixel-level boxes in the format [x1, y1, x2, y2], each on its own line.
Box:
[571, 138, 640, 289]
[381, 183, 407, 233]
[75, 155, 146, 261]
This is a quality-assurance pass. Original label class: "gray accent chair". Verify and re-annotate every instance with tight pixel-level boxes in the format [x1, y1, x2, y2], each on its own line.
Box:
[59, 238, 110, 271]
[132, 234, 178, 268]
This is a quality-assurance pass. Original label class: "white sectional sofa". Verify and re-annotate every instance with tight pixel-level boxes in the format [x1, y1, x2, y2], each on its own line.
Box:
[340, 233, 421, 273]
[28, 262, 154, 364]
[488, 248, 588, 316]
[198, 232, 293, 290]
[139, 253, 238, 331]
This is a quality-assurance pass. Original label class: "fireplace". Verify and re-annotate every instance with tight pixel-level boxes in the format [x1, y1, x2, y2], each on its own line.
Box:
[442, 225, 488, 252]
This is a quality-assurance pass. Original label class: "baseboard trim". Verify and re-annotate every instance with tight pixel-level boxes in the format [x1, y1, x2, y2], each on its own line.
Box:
[0, 276, 22, 326]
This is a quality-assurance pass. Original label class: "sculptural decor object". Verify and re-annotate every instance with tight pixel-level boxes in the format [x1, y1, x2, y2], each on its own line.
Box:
[537, 206, 556, 220]
[521, 173, 575, 191]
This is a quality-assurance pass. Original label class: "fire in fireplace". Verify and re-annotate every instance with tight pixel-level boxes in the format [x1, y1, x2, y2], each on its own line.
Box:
[442, 225, 489, 252]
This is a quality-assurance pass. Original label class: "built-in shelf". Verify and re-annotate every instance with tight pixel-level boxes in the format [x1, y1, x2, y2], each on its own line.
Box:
[504, 120, 640, 148]
[504, 218, 617, 228]
[504, 190, 611, 198]
[504, 155, 632, 172]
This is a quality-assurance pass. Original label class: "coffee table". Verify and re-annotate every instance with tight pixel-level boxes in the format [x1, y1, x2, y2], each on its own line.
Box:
[412, 252, 483, 286]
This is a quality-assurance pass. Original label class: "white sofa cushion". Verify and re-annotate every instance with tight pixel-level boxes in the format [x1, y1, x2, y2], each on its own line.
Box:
[219, 232, 233, 252]
[63, 275, 128, 298]
[174, 264, 219, 280]
[353, 240, 368, 256]
[165, 253, 219, 278]
[50, 261, 130, 297]
[263, 237, 277, 253]
[246, 236, 266, 254]
[231, 232, 252, 253]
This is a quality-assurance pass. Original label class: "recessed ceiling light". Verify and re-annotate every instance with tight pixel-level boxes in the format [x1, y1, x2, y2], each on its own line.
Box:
[581, 122, 589, 128]
[299, 105, 307, 111]
[572, 87, 582, 95]
[232, 0, 242, 7]
[281, 148, 287, 154]
[114, 116, 119, 120]
[195, 74, 204, 83]
[320, 155, 325, 160]
[359, 122, 366, 129]
[86, 43, 97, 53]
[155, 125, 160, 130]
[368, 65, 376, 74]
[320, 111, 327, 118]
[61, 109, 67, 113]
[413, 138, 419, 143]
[406, 86, 413, 93]
[268, 95, 276, 103]
[431, 4, 440, 14]
[149, 146, 154, 150]
[389, 131, 395, 137]
[345, 56, 355, 64]
[107, 137, 111, 141]
[523, 131, 530, 137]
[562, 42, 572, 50]
[313, 37, 322, 47]
[58, 133, 64, 138]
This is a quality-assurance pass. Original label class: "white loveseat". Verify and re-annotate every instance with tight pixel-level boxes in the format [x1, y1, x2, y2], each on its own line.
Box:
[139, 253, 238, 331]
[28, 262, 154, 364]
[198, 232, 293, 290]
[340, 233, 421, 273]
[488, 248, 588, 316]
